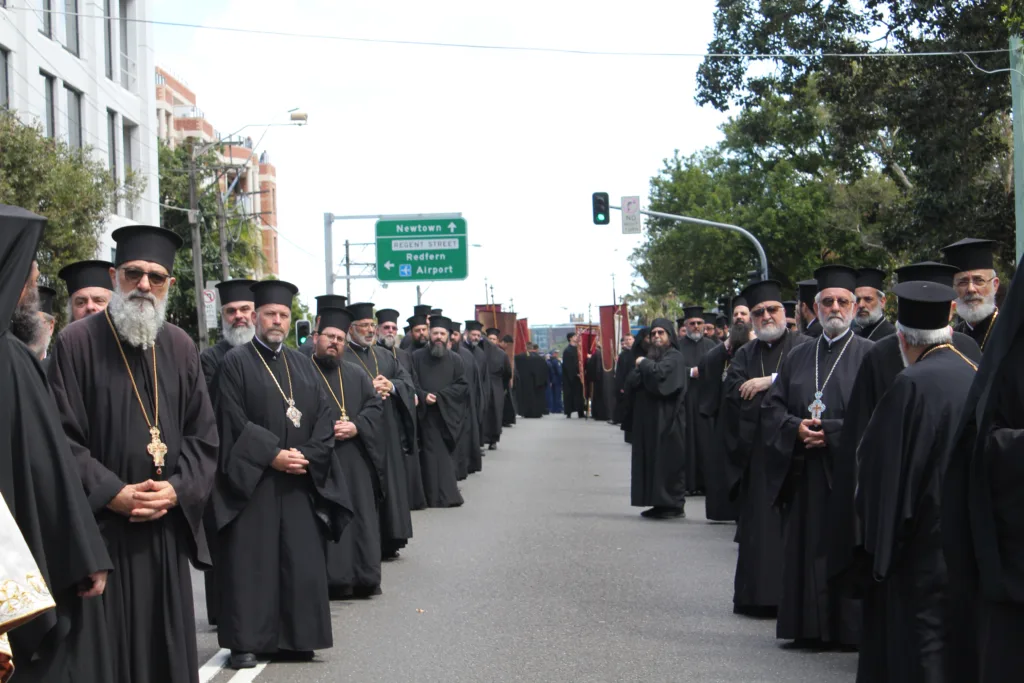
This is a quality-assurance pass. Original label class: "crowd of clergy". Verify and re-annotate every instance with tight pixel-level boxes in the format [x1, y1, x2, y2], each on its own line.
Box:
[613, 234, 1022, 682]
[0, 204, 533, 681]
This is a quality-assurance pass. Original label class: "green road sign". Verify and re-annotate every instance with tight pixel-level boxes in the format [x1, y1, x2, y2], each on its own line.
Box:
[375, 217, 468, 282]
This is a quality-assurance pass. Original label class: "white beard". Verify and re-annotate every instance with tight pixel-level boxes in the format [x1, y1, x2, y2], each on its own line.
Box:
[856, 307, 883, 327]
[686, 331, 703, 342]
[380, 334, 396, 349]
[822, 314, 852, 338]
[221, 320, 255, 347]
[107, 287, 167, 350]
[956, 293, 996, 325]
[756, 321, 785, 343]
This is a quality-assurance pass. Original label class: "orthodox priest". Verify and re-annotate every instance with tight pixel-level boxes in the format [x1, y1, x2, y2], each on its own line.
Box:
[400, 305, 432, 350]
[518, 343, 548, 419]
[58, 259, 113, 322]
[797, 279, 823, 338]
[210, 280, 350, 670]
[311, 307, 385, 599]
[32, 285, 55, 363]
[854, 280, 975, 682]
[345, 303, 417, 560]
[500, 334, 518, 427]
[481, 327, 510, 447]
[464, 320, 489, 452]
[942, 238, 1000, 353]
[763, 265, 872, 646]
[723, 281, 807, 616]
[612, 333, 635, 424]
[584, 340, 610, 421]
[562, 332, 586, 418]
[3, 205, 113, 683]
[376, 308, 425, 510]
[412, 317, 467, 508]
[853, 267, 896, 340]
[453, 321, 484, 475]
[48, 225, 219, 683]
[628, 319, 687, 518]
[298, 294, 346, 357]
[679, 305, 718, 495]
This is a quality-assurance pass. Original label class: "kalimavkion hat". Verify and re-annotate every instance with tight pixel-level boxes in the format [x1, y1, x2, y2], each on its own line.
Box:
[702, 312, 717, 325]
[431, 316, 454, 332]
[111, 225, 183, 272]
[318, 307, 354, 334]
[215, 279, 256, 306]
[941, 238, 997, 273]
[856, 267, 887, 292]
[814, 265, 859, 294]
[252, 280, 298, 309]
[413, 305, 432, 316]
[895, 261, 959, 287]
[430, 308, 443, 317]
[407, 315, 427, 328]
[376, 308, 400, 325]
[451, 321, 462, 333]
[682, 305, 704, 321]
[37, 285, 55, 315]
[315, 294, 347, 316]
[486, 328, 502, 337]
[58, 260, 114, 294]
[465, 320, 483, 332]
[893, 281, 956, 330]
[783, 301, 797, 319]
[346, 302, 375, 322]
[797, 279, 817, 307]
[739, 280, 783, 310]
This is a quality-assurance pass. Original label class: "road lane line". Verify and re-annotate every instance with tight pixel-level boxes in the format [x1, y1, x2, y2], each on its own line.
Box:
[225, 662, 268, 682]
[198, 648, 229, 683]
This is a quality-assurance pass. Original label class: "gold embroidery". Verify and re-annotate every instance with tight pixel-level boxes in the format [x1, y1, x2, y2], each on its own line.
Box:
[0, 574, 54, 634]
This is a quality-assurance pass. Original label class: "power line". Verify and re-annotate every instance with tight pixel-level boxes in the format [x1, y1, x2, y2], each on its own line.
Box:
[9, 5, 1009, 60]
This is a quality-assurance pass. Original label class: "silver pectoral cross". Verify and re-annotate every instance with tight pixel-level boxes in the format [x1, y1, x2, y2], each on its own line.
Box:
[285, 399, 303, 428]
[808, 391, 826, 420]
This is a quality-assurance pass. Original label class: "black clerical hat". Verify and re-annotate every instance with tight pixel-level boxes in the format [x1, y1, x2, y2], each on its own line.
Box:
[431, 315, 453, 332]
[413, 305, 432, 316]
[797, 279, 817, 307]
[464, 320, 483, 332]
[37, 285, 55, 315]
[895, 261, 958, 287]
[111, 225, 183, 272]
[702, 312, 717, 325]
[487, 327, 501, 337]
[942, 238, 996, 273]
[252, 279, 297, 308]
[814, 265, 858, 293]
[716, 315, 728, 326]
[783, 301, 797, 319]
[215, 279, 255, 306]
[502, 334, 514, 343]
[682, 305, 704, 321]
[430, 308, 443, 317]
[407, 315, 427, 327]
[731, 295, 748, 309]
[856, 267, 887, 292]
[347, 302, 375, 322]
[740, 279, 783, 309]
[58, 260, 113, 294]
[318, 307, 353, 334]
[315, 294, 347, 316]
[451, 321, 462, 333]
[675, 318, 687, 329]
[376, 308, 400, 325]
[893, 281, 956, 330]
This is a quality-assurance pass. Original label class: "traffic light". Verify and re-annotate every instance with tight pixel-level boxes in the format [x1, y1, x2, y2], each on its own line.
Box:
[592, 192, 610, 225]
[295, 319, 311, 345]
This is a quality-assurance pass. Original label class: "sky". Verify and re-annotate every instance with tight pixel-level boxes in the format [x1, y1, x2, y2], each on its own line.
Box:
[150, 0, 730, 325]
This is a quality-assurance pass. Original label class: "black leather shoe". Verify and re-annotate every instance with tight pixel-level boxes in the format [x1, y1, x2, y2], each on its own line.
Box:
[640, 507, 660, 518]
[229, 651, 257, 669]
[488, 443, 497, 451]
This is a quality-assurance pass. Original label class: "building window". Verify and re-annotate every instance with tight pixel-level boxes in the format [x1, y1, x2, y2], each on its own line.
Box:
[107, 109, 117, 177]
[64, 0, 78, 55]
[104, 0, 113, 78]
[122, 120, 136, 218]
[118, 0, 135, 92]
[0, 48, 8, 109]
[65, 84, 82, 149]
[41, 71, 55, 138]
[39, 0, 52, 38]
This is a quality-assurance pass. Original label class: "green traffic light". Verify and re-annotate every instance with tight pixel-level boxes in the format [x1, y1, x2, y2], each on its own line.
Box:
[597, 213, 606, 222]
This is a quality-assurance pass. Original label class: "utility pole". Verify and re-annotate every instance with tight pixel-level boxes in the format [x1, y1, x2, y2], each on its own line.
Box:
[323, 213, 335, 295]
[416, 285, 422, 305]
[344, 239, 352, 300]
[216, 189, 230, 280]
[188, 150, 210, 351]
[1011, 36, 1024, 264]
[612, 273, 616, 304]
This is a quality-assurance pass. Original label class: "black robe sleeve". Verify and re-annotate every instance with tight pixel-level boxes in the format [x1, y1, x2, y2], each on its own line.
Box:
[637, 351, 687, 399]
[345, 368, 386, 501]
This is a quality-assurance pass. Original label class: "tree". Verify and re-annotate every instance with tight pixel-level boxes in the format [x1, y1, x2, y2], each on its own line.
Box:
[0, 110, 143, 327]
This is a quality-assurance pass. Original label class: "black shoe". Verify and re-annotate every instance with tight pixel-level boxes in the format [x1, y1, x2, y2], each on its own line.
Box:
[488, 443, 497, 451]
[640, 507, 660, 518]
[229, 651, 257, 669]
[651, 507, 685, 519]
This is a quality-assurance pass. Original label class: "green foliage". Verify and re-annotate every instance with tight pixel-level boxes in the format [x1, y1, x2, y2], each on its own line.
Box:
[0, 110, 143, 328]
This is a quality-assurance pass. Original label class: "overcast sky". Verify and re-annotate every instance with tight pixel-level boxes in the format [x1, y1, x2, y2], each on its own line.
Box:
[151, 1, 728, 325]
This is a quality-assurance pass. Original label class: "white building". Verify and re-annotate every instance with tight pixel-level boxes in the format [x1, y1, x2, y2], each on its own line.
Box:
[0, 0, 159, 260]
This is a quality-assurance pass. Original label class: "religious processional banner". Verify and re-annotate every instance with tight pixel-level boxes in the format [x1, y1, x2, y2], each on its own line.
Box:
[514, 318, 530, 355]
[476, 307, 517, 364]
[599, 304, 629, 372]
[575, 324, 599, 379]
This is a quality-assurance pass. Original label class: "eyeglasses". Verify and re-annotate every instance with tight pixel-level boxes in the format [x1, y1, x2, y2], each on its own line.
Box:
[954, 275, 995, 291]
[122, 267, 169, 288]
[352, 321, 376, 330]
[320, 332, 345, 343]
[750, 304, 783, 318]
[820, 297, 853, 309]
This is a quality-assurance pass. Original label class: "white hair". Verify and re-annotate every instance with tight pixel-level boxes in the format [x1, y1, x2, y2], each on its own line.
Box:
[815, 289, 856, 337]
[955, 270, 998, 326]
[221, 316, 255, 347]
[107, 272, 168, 349]
[896, 322, 953, 347]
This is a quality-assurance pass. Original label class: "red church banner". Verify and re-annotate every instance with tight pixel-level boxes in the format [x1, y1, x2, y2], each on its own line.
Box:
[599, 304, 629, 372]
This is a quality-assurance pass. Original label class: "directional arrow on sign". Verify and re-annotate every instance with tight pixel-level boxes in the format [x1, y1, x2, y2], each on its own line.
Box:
[448, 223, 457, 232]
[384, 261, 394, 270]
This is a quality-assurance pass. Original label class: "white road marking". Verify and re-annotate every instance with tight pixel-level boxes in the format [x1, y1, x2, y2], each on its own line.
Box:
[225, 662, 268, 682]
[198, 648, 229, 683]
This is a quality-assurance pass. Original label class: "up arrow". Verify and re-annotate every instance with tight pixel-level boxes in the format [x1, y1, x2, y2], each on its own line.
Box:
[384, 261, 394, 270]
[448, 222, 457, 233]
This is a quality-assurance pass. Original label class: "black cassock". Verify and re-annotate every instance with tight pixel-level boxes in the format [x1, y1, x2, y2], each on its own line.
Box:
[3, 337, 113, 683]
[562, 344, 586, 417]
[855, 317, 896, 341]
[200, 339, 232, 394]
[612, 348, 632, 424]
[468, 341, 489, 435]
[629, 338, 688, 509]
[503, 371, 517, 427]
[48, 314, 218, 683]
[312, 355, 386, 598]
[210, 341, 350, 655]
[679, 336, 717, 493]
[696, 342, 738, 521]
[455, 343, 484, 477]
[763, 331, 872, 644]
[827, 331, 981, 589]
[517, 352, 548, 418]
[854, 347, 976, 683]
[724, 331, 808, 613]
[804, 318, 824, 338]
[481, 339, 508, 443]
[344, 342, 417, 557]
[585, 351, 610, 421]
[463, 340, 488, 473]
[953, 309, 998, 353]
[412, 348, 467, 508]
[380, 341, 427, 512]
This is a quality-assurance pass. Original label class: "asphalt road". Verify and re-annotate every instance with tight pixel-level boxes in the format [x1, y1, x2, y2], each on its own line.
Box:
[192, 416, 857, 683]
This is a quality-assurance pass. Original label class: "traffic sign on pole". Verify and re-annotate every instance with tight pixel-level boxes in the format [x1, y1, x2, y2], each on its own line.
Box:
[202, 289, 217, 328]
[621, 196, 642, 234]
[375, 217, 468, 282]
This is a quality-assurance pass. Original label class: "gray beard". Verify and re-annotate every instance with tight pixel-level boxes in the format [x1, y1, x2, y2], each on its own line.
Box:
[380, 334, 396, 349]
[822, 314, 852, 338]
[429, 341, 447, 358]
[956, 294, 996, 325]
[221, 321, 255, 347]
[647, 343, 667, 361]
[756, 321, 785, 343]
[108, 288, 167, 350]
[856, 307, 884, 327]
[351, 330, 375, 347]
[11, 290, 44, 348]
[686, 331, 703, 342]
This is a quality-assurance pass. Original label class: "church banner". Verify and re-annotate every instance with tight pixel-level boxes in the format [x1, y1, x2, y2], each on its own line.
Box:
[514, 318, 530, 355]
[599, 304, 629, 372]
[477, 310, 517, 364]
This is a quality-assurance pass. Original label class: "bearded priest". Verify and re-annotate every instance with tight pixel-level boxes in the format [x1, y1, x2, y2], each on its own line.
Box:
[47, 225, 219, 683]
[942, 238, 1000, 353]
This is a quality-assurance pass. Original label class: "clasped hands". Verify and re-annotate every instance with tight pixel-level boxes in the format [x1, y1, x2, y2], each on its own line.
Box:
[334, 419, 358, 440]
[107, 479, 178, 524]
[798, 418, 826, 449]
[372, 374, 393, 400]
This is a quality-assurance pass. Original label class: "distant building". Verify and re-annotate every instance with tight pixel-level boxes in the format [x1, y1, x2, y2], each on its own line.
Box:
[530, 324, 576, 353]
[155, 66, 280, 276]
[0, 0, 161, 258]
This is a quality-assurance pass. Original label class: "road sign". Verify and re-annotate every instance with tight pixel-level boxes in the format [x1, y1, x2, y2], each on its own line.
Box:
[202, 289, 217, 328]
[375, 217, 468, 282]
[622, 196, 642, 234]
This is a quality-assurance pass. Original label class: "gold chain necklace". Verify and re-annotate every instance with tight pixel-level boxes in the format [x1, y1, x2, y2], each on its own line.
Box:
[918, 343, 979, 371]
[348, 341, 380, 378]
[310, 354, 348, 421]
[250, 341, 302, 427]
[104, 309, 167, 476]
[760, 343, 783, 378]
[978, 309, 999, 351]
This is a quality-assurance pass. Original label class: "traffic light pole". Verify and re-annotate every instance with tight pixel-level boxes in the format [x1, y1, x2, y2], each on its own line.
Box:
[611, 205, 770, 282]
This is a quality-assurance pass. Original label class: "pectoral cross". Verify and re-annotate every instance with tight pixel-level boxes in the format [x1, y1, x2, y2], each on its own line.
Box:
[808, 391, 826, 420]
[147, 426, 168, 475]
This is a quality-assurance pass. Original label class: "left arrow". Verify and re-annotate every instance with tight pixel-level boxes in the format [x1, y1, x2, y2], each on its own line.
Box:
[384, 261, 395, 270]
